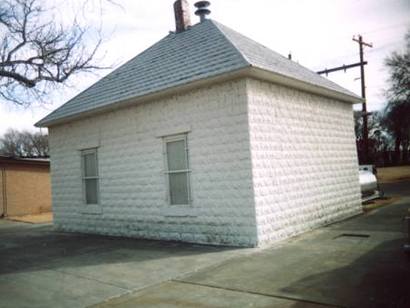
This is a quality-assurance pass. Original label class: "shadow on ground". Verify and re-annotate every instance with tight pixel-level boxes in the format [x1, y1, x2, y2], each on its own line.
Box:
[0, 221, 245, 307]
[286, 238, 410, 308]
[174, 185, 410, 308]
[0, 223, 240, 276]
[288, 186, 410, 308]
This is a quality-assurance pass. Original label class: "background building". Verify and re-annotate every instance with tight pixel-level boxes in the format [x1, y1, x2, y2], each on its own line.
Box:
[0, 156, 51, 217]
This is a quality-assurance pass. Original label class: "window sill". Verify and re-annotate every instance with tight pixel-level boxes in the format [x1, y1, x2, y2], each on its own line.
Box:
[80, 204, 103, 215]
[160, 206, 198, 217]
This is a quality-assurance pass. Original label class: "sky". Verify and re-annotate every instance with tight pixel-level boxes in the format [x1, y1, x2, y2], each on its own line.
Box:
[0, 0, 409, 135]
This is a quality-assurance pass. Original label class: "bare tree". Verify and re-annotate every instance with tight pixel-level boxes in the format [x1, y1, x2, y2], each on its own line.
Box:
[380, 29, 410, 164]
[354, 110, 390, 164]
[0, 0, 106, 105]
[0, 128, 48, 157]
[380, 102, 410, 164]
[385, 29, 410, 103]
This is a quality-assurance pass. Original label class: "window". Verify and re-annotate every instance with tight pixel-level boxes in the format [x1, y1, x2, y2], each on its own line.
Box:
[164, 134, 190, 205]
[81, 148, 99, 205]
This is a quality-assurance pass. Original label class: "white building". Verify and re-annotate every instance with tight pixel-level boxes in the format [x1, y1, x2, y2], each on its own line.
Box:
[37, 0, 362, 247]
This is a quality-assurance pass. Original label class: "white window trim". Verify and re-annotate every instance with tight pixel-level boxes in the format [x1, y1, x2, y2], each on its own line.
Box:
[163, 134, 192, 206]
[155, 125, 191, 138]
[80, 148, 102, 214]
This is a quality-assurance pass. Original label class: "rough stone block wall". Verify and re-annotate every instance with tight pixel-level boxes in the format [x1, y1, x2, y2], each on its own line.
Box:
[49, 80, 258, 247]
[246, 78, 362, 246]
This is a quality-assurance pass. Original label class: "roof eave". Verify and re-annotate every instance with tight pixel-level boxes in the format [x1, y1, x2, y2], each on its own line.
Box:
[35, 67, 252, 128]
[0, 156, 50, 166]
[36, 66, 362, 128]
[248, 67, 363, 104]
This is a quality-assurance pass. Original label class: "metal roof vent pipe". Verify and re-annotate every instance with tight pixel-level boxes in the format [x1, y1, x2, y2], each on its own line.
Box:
[194, 1, 211, 22]
[174, 0, 191, 33]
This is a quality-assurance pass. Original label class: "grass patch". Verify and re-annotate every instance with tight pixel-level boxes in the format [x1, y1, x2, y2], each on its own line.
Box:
[377, 166, 410, 184]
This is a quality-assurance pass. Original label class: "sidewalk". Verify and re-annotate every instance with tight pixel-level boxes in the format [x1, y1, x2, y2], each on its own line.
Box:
[95, 181, 410, 308]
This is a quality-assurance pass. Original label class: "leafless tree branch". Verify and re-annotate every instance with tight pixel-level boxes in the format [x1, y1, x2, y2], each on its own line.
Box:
[0, 0, 109, 106]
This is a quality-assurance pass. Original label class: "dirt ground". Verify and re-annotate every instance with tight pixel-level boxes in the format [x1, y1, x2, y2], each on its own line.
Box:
[377, 165, 410, 183]
[363, 166, 410, 212]
[7, 212, 53, 224]
[363, 196, 401, 213]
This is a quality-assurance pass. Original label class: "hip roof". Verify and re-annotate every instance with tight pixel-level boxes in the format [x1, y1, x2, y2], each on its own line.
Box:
[36, 20, 360, 127]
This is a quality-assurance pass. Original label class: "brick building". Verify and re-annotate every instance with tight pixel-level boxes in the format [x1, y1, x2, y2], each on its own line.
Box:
[0, 156, 51, 217]
[36, 1, 362, 247]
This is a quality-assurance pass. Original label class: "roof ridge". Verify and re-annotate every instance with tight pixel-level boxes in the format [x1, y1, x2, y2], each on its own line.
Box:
[209, 20, 251, 65]
[211, 20, 309, 68]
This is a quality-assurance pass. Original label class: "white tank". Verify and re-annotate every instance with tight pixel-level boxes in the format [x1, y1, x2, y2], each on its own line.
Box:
[359, 170, 378, 196]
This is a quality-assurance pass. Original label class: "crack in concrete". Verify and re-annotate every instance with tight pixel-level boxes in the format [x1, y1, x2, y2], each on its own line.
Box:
[46, 267, 132, 292]
[172, 279, 346, 308]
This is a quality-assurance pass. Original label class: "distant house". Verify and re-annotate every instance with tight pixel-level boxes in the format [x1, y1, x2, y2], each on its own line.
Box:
[36, 1, 362, 247]
[0, 156, 51, 217]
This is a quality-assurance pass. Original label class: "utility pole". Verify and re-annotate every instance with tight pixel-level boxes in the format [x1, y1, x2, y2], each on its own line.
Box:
[353, 35, 373, 164]
[317, 34, 373, 164]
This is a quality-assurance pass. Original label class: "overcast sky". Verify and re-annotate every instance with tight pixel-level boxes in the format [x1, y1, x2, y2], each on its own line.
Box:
[0, 0, 409, 134]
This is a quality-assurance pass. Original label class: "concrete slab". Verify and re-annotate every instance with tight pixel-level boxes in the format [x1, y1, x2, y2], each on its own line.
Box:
[0, 220, 251, 307]
[41, 243, 252, 290]
[327, 197, 409, 233]
[92, 281, 332, 308]
[177, 192, 410, 308]
[0, 268, 127, 308]
[178, 233, 409, 307]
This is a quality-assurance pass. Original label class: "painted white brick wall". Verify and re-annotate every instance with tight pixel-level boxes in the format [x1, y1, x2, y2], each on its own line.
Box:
[246, 79, 362, 246]
[49, 80, 258, 247]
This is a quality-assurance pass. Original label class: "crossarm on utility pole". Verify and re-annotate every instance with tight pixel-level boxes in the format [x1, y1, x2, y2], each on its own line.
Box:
[317, 61, 367, 75]
[316, 34, 373, 164]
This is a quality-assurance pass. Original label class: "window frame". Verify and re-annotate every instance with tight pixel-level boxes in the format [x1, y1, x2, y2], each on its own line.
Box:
[81, 148, 100, 206]
[163, 134, 191, 206]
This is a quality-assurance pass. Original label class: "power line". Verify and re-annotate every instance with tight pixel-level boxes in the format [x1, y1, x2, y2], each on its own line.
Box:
[314, 39, 404, 69]
[361, 22, 409, 35]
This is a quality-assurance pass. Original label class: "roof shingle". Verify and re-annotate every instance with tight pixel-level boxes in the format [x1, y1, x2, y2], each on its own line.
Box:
[37, 20, 359, 126]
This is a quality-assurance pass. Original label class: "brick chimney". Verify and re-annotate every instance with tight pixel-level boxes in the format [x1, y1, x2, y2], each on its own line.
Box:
[174, 0, 191, 33]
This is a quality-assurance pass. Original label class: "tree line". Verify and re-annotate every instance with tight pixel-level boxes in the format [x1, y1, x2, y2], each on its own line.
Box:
[0, 128, 48, 157]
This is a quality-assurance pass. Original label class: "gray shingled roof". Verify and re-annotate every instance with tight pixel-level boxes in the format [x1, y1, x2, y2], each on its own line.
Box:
[37, 19, 359, 126]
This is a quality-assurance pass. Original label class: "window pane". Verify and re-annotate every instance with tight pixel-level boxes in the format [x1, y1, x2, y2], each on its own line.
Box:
[166, 140, 187, 171]
[85, 179, 98, 204]
[83, 152, 97, 177]
[169, 172, 189, 205]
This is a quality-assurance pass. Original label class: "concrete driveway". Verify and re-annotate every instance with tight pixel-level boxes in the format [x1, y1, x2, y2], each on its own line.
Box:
[1, 181, 409, 308]
[95, 181, 410, 308]
[0, 221, 251, 308]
